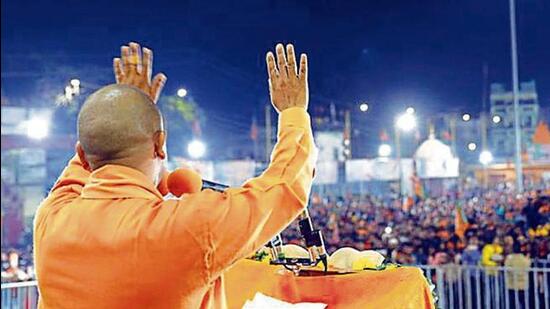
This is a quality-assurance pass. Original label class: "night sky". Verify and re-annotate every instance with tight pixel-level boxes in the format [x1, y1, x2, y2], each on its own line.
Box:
[2, 0, 549, 158]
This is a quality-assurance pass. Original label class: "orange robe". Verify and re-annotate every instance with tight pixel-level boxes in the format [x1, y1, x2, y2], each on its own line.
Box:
[33, 108, 317, 308]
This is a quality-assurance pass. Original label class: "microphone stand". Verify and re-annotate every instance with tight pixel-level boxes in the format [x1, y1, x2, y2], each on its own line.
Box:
[266, 208, 328, 274]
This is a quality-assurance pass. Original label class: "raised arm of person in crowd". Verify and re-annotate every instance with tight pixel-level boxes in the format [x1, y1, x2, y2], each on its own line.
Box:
[165, 43, 317, 282]
[41, 43, 167, 206]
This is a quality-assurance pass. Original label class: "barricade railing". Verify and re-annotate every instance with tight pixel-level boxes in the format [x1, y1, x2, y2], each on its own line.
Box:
[1, 264, 549, 309]
[1, 280, 38, 309]
[419, 265, 550, 309]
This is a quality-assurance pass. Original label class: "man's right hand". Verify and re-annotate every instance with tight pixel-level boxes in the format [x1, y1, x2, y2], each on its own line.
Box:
[266, 44, 309, 113]
[113, 42, 167, 104]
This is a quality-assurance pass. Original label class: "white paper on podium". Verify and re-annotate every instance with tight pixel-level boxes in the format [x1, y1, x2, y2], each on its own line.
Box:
[242, 292, 327, 309]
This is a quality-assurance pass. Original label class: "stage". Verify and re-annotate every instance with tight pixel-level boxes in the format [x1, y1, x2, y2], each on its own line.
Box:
[225, 259, 435, 308]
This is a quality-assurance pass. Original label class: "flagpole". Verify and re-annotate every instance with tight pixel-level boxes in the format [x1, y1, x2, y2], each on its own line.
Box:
[509, 0, 524, 192]
[395, 126, 403, 197]
[344, 110, 352, 159]
[481, 64, 489, 189]
[449, 116, 457, 157]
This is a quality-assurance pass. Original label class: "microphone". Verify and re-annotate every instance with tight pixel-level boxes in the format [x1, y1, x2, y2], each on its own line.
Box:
[166, 168, 228, 197]
[298, 209, 328, 271]
[266, 209, 328, 272]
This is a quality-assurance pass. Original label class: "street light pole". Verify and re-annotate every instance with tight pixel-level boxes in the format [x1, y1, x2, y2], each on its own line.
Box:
[344, 110, 352, 159]
[395, 126, 402, 197]
[449, 116, 457, 156]
[480, 114, 489, 188]
[394, 111, 416, 198]
[509, 0, 524, 192]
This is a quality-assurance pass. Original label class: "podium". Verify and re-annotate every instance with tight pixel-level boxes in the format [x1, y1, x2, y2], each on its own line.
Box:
[224, 259, 435, 309]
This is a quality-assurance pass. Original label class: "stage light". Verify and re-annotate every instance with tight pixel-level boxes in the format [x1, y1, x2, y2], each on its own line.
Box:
[359, 103, 369, 112]
[492, 115, 501, 124]
[26, 117, 49, 140]
[467, 142, 477, 151]
[479, 150, 493, 165]
[462, 113, 471, 122]
[396, 113, 416, 132]
[406, 107, 415, 115]
[187, 140, 206, 159]
[70, 79, 80, 87]
[378, 144, 392, 157]
[177, 88, 188, 98]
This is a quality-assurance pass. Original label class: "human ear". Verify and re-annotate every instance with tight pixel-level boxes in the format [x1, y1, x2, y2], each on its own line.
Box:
[76, 142, 92, 171]
[154, 131, 166, 160]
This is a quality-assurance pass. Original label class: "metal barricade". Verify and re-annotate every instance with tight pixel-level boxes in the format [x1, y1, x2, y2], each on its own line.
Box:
[1, 265, 549, 309]
[419, 265, 550, 309]
[1, 281, 38, 309]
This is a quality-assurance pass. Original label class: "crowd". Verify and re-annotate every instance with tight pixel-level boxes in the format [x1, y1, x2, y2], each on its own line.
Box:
[1, 180, 33, 283]
[3, 184, 550, 283]
[283, 184, 550, 268]
[1, 245, 34, 283]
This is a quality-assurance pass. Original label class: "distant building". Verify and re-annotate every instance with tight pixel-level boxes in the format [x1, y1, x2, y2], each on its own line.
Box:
[489, 80, 539, 158]
[430, 113, 481, 165]
[453, 117, 482, 164]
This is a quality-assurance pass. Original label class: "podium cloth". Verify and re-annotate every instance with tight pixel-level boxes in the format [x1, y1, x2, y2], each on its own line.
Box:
[224, 259, 435, 309]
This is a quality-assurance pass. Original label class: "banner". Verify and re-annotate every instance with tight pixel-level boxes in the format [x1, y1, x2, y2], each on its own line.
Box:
[346, 159, 393, 181]
[214, 160, 256, 186]
[186, 161, 215, 180]
[171, 158, 215, 180]
[171, 158, 256, 186]
[345, 159, 415, 182]
[315, 131, 345, 162]
[313, 160, 338, 184]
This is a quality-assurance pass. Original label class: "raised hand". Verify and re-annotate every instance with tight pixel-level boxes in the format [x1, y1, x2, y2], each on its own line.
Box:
[113, 42, 167, 104]
[266, 43, 308, 113]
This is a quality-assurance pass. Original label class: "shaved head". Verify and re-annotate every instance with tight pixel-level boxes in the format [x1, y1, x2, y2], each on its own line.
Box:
[77, 84, 164, 170]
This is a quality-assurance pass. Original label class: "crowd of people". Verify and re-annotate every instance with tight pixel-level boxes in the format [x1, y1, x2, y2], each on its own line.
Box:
[1, 245, 34, 283]
[3, 183, 550, 283]
[1, 180, 33, 283]
[283, 184, 550, 268]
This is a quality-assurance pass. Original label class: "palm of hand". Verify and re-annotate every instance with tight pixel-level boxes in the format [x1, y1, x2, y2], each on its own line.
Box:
[269, 75, 308, 112]
[266, 44, 309, 112]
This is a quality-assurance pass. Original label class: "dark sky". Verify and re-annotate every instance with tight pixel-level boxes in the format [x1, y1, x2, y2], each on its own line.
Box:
[2, 0, 549, 157]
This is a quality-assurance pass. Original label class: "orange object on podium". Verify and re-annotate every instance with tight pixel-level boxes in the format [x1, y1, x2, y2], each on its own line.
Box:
[224, 259, 435, 309]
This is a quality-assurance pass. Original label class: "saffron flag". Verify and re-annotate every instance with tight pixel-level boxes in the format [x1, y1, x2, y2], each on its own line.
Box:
[442, 130, 452, 141]
[413, 175, 424, 201]
[411, 161, 424, 201]
[379, 129, 389, 142]
[455, 203, 469, 239]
